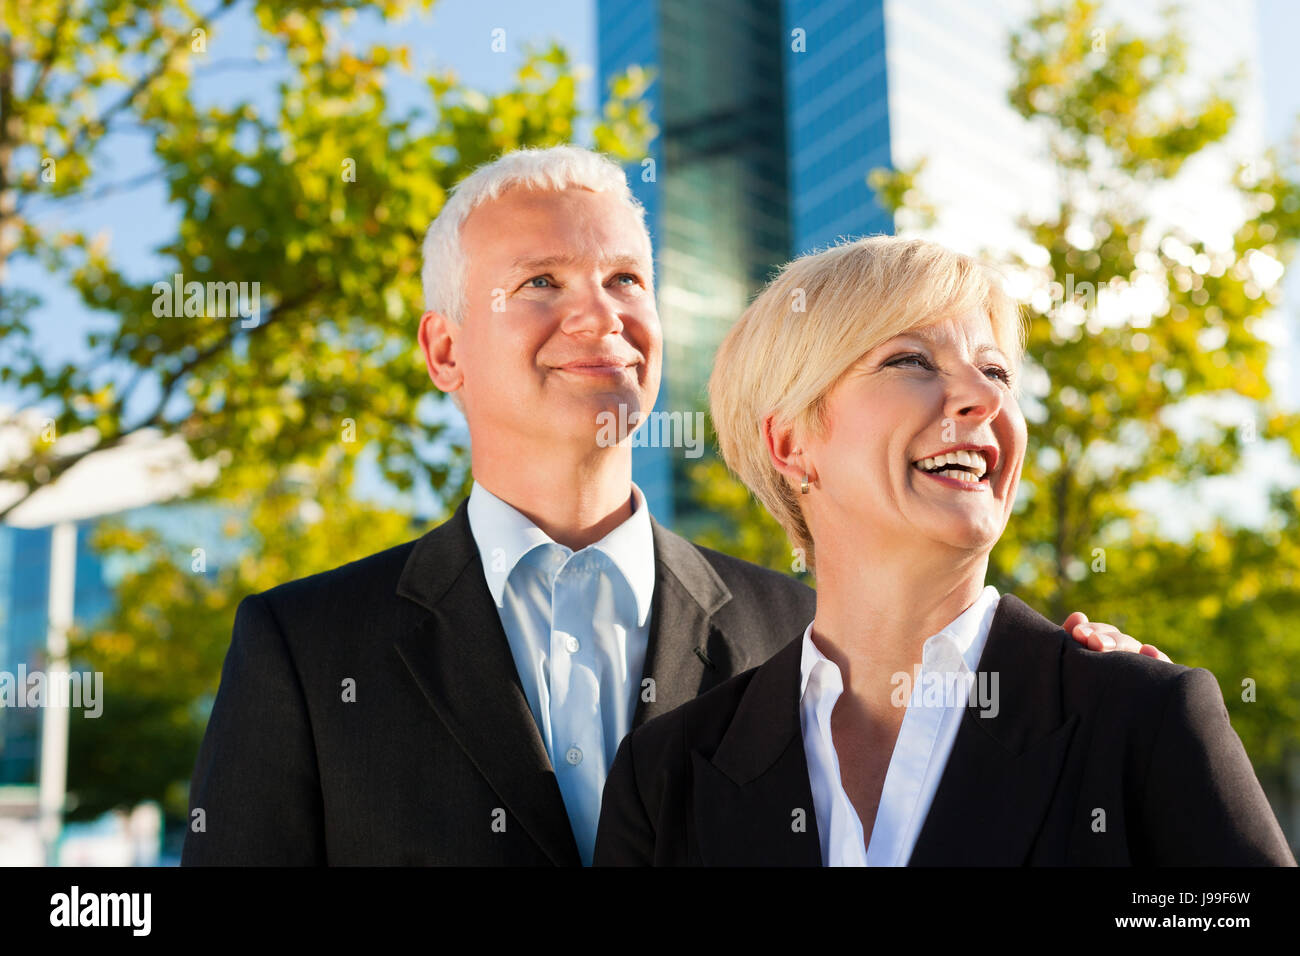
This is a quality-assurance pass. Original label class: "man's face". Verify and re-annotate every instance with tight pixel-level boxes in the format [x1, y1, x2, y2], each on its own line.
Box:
[803, 309, 1026, 557]
[432, 187, 661, 451]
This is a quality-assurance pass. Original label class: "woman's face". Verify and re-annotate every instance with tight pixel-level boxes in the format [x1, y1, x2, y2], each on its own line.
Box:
[802, 308, 1026, 558]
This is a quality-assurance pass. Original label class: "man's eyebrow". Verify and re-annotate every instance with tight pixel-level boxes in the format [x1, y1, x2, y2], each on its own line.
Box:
[509, 253, 649, 273]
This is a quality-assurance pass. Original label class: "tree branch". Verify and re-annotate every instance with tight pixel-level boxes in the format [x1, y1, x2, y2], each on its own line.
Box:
[0, 282, 320, 522]
[23, 0, 74, 105]
[45, 0, 241, 175]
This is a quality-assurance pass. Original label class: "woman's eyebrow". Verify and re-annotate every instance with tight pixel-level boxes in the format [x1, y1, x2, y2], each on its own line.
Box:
[974, 344, 1009, 361]
[881, 331, 1008, 361]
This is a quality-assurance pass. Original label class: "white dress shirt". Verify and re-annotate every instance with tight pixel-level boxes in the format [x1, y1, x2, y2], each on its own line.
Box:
[466, 480, 655, 865]
[799, 585, 1001, 866]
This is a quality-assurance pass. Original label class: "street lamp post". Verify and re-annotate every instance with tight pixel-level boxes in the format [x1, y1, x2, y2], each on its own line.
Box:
[38, 520, 76, 867]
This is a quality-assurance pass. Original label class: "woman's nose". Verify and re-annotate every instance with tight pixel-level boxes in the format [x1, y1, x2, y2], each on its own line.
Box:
[944, 365, 1004, 421]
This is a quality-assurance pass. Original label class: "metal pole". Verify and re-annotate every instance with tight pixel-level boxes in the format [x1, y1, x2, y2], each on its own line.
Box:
[38, 520, 76, 867]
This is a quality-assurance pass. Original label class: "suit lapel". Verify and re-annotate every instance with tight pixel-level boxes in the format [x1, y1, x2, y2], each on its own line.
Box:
[393, 500, 580, 867]
[632, 518, 737, 726]
[692, 638, 823, 865]
[908, 594, 1079, 866]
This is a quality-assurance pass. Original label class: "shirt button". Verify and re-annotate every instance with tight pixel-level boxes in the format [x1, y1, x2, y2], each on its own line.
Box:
[565, 746, 583, 766]
[564, 635, 580, 654]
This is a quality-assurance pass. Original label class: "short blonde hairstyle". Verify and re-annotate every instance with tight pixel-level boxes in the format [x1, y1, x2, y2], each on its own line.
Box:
[708, 235, 1027, 570]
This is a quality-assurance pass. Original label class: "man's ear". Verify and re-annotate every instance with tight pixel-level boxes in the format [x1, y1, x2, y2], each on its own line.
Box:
[761, 412, 813, 490]
[418, 309, 464, 396]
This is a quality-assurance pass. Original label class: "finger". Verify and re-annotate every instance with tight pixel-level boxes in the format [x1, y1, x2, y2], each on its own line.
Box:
[1070, 623, 1115, 651]
[1092, 627, 1163, 658]
[1062, 611, 1089, 634]
[1106, 630, 1144, 654]
[1140, 644, 1172, 663]
[1089, 623, 1150, 653]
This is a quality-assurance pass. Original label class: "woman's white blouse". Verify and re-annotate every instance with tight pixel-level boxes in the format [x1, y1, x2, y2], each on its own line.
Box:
[798, 585, 1002, 866]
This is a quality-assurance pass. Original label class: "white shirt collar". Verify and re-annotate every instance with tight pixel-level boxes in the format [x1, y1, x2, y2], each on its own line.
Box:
[799, 585, 1001, 699]
[466, 480, 656, 628]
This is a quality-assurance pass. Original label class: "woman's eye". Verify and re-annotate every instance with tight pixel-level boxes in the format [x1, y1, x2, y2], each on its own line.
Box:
[889, 354, 931, 369]
[984, 366, 1012, 383]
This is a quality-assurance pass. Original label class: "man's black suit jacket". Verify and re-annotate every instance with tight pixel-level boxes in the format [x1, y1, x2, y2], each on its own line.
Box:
[181, 498, 816, 865]
[593, 593, 1296, 866]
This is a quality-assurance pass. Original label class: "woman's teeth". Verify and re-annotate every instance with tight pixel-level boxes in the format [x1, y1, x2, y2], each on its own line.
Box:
[913, 449, 989, 482]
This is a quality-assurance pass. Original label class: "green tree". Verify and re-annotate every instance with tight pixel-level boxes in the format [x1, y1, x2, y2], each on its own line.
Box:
[988, 0, 1300, 778]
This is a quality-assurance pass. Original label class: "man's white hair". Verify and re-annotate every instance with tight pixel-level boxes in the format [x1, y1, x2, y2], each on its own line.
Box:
[421, 145, 651, 325]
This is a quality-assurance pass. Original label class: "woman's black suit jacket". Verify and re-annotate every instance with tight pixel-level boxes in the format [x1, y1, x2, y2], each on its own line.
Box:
[593, 593, 1295, 865]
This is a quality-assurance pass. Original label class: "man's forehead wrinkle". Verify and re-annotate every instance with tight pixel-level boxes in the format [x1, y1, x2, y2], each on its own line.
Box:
[508, 250, 650, 273]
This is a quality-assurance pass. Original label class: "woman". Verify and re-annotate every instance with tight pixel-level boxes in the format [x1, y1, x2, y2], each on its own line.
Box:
[593, 236, 1294, 866]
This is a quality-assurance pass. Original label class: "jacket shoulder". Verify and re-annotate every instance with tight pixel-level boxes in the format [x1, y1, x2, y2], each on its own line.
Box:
[1057, 627, 1200, 712]
[243, 504, 472, 640]
[1046, 618, 1292, 863]
[1000, 593, 1196, 711]
[693, 544, 816, 640]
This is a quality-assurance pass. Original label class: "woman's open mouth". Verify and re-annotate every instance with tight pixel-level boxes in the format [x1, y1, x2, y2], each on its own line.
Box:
[912, 450, 991, 491]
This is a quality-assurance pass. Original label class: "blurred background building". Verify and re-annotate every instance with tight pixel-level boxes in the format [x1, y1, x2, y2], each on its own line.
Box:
[0, 426, 222, 863]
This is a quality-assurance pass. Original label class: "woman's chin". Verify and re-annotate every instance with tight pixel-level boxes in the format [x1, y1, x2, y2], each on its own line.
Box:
[920, 518, 1002, 554]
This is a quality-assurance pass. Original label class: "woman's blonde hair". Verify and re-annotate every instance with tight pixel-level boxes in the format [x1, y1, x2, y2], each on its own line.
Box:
[708, 235, 1026, 571]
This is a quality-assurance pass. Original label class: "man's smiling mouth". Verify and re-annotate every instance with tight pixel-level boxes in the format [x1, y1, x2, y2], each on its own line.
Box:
[553, 355, 640, 377]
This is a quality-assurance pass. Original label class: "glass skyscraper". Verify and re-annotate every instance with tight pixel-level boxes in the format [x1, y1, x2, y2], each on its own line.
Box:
[784, 0, 894, 254]
[599, 0, 798, 530]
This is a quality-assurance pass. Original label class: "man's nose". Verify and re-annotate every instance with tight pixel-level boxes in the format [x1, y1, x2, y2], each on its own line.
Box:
[559, 280, 624, 336]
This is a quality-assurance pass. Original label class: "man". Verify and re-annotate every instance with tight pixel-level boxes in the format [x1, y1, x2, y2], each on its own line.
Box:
[181, 145, 1160, 866]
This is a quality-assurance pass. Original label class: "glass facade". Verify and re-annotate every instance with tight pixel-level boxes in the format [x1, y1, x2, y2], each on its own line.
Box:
[0, 502, 233, 787]
[784, 0, 894, 255]
[0, 523, 112, 785]
[598, 0, 677, 525]
[599, 0, 796, 528]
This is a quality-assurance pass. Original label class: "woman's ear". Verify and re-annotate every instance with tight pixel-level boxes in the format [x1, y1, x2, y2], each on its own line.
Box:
[418, 309, 464, 395]
[762, 412, 813, 489]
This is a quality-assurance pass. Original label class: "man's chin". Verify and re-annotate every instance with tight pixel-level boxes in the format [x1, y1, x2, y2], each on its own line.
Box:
[527, 394, 642, 449]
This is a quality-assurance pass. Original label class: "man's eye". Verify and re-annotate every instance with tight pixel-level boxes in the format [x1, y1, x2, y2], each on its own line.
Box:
[522, 276, 553, 289]
[612, 273, 640, 286]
